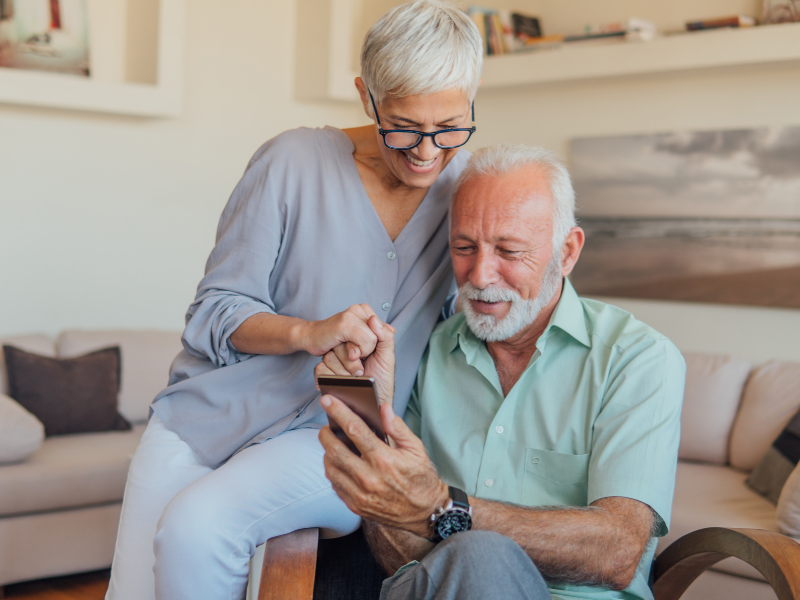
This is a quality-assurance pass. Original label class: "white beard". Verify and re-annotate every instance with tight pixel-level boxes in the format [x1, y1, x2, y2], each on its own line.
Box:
[460, 257, 562, 342]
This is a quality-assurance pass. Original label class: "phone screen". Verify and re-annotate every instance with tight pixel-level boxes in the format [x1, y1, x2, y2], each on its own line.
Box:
[318, 376, 388, 455]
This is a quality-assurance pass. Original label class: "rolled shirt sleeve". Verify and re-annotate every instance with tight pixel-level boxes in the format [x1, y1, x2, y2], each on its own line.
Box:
[182, 155, 284, 367]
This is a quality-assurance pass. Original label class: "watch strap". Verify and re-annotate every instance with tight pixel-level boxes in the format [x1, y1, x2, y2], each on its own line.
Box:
[448, 486, 469, 509]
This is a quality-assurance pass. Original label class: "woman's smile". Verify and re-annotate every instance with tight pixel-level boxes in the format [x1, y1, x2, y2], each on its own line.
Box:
[402, 151, 440, 173]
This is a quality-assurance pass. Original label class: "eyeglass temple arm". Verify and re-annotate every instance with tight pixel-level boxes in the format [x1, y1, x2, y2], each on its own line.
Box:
[368, 90, 382, 128]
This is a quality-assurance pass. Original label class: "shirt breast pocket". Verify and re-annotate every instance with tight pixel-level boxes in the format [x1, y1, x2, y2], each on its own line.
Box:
[522, 448, 590, 508]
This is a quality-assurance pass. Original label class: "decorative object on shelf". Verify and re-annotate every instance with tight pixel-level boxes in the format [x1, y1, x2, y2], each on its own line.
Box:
[569, 126, 800, 309]
[625, 17, 657, 41]
[763, 0, 800, 23]
[685, 14, 756, 30]
[0, 0, 90, 76]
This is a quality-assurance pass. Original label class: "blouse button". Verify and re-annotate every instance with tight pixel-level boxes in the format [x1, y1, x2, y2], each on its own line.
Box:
[495, 426, 504, 434]
[484, 479, 494, 487]
[387, 251, 396, 260]
[381, 302, 391, 311]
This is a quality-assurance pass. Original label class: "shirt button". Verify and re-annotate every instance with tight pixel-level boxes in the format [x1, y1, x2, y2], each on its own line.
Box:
[387, 251, 396, 260]
[495, 426, 504, 434]
[381, 302, 391, 311]
[484, 479, 494, 487]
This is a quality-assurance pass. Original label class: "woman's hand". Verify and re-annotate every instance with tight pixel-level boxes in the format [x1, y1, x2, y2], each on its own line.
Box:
[300, 304, 381, 360]
[315, 315, 396, 406]
[230, 304, 381, 361]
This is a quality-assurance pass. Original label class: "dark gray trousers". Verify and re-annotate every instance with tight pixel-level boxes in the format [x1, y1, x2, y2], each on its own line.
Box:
[379, 531, 552, 600]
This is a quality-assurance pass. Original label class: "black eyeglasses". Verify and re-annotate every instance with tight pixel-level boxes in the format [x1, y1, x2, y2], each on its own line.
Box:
[369, 90, 476, 150]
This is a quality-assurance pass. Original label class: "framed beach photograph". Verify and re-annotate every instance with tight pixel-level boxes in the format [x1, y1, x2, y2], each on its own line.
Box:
[569, 126, 800, 308]
[0, 0, 90, 76]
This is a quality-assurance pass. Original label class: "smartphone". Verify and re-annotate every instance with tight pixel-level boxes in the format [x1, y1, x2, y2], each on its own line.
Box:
[318, 375, 388, 455]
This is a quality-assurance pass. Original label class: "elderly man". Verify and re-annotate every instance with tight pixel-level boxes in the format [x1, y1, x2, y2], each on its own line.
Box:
[316, 144, 685, 600]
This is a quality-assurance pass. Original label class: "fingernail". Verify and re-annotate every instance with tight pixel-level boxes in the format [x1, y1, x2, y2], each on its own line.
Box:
[376, 320, 384, 329]
[321, 395, 332, 407]
[355, 370, 364, 377]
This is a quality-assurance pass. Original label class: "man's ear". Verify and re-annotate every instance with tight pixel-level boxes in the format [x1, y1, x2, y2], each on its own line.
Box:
[559, 227, 585, 277]
[355, 77, 373, 120]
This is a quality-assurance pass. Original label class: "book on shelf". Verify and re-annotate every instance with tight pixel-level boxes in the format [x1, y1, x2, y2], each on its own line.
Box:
[468, 6, 544, 56]
[685, 15, 756, 30]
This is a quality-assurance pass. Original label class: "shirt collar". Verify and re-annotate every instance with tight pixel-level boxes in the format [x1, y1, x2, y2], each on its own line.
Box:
[542, 278, 591, 349]
[449, 278, 590, 355]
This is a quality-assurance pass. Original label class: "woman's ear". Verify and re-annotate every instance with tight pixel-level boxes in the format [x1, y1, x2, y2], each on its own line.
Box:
[354, 77, 373, 119]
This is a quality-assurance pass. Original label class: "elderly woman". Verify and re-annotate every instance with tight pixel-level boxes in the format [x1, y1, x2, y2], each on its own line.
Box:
[105, 2, 483, 599]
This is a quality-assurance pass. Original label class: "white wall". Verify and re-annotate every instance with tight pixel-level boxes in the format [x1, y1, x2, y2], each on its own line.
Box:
[0, 0, 366, 338]
[2, 0, 799, 364]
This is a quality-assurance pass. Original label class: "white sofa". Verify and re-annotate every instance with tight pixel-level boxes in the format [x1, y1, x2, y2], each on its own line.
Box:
[658, 353, 800, 600]
[0, 330, 182, 588]
[2, 330, 799, 600]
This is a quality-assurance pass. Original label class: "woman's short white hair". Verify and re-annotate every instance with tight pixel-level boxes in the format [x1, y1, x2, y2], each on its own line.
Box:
[361, 0, 483, 111]
[453, 144, 578, 252]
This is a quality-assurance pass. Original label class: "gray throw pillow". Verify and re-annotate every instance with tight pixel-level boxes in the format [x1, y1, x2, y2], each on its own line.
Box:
[2, 345, 131, 436]
[746, 406, 800, 504]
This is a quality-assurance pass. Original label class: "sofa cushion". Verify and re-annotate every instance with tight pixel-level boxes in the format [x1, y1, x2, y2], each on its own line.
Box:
[679, 353, 751, 465]
[0, 335, 54, 396]
[730, 361, 800, 471]
[0, 394, 44, 464]
[3, 346, 131, 436]
[0, 424, 145, 517]
[57, 330, 183, 424]
[777, 463, 800, 537]
[659, 461, 786, 581]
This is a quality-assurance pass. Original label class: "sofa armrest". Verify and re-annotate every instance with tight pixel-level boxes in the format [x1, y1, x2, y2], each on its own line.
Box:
[652, 527, 800, 600]
[257, 528, 319, 600]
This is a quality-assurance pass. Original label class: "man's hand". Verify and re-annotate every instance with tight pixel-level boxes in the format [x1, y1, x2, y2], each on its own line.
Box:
[318, 395, 449, 538]
[315, 315, 396, 406]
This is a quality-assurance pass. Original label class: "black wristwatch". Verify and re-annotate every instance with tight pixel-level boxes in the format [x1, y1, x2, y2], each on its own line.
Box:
[429, 486, 473, 542]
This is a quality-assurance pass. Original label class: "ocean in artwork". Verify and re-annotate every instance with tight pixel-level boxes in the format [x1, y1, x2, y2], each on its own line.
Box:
[569, 127, 800, 308]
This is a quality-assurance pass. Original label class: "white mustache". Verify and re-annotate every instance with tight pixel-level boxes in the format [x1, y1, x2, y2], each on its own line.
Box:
[459, 283, 520, 304]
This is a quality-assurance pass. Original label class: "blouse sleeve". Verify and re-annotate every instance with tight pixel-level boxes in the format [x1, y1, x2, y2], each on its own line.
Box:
[181, 143, 290, 367]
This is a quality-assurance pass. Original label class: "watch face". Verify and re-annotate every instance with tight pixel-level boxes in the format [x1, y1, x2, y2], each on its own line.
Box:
[436, 510, 472, 539]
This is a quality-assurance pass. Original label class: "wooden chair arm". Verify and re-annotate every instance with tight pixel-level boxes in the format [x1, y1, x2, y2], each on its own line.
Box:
[652, 527, 800, 600]
[258, 528, 320, 600]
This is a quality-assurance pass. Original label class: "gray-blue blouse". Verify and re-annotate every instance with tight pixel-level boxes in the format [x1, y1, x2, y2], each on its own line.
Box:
[151, 127, 468, 467]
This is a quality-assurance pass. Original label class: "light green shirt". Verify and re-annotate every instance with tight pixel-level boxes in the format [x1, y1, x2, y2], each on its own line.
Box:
[404, 279, 685, 600]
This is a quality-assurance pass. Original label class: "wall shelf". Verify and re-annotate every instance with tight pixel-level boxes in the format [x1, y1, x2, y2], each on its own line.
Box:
[0, 0, 184, 117]
[481, 21, 800, 88]
[296, 2, 800, 103]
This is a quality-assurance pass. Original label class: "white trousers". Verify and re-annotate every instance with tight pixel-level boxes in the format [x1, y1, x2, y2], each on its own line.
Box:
[105, 414, 361, 600]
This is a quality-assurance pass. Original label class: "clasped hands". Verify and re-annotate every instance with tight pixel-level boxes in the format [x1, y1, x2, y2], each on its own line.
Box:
[315, 315, 449, 538]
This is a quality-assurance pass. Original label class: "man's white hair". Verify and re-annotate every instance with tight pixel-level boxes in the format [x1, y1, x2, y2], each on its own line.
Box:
[360, 0, 483, 112]
[453, 143, 578, 252]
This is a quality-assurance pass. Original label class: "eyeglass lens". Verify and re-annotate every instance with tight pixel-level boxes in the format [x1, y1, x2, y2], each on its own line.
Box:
[385, 129, 471, 149]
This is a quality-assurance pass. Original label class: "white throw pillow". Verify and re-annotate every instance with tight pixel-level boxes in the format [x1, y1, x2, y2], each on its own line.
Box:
[777, 462, 800, 537]
[0, 393, 45, 463]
